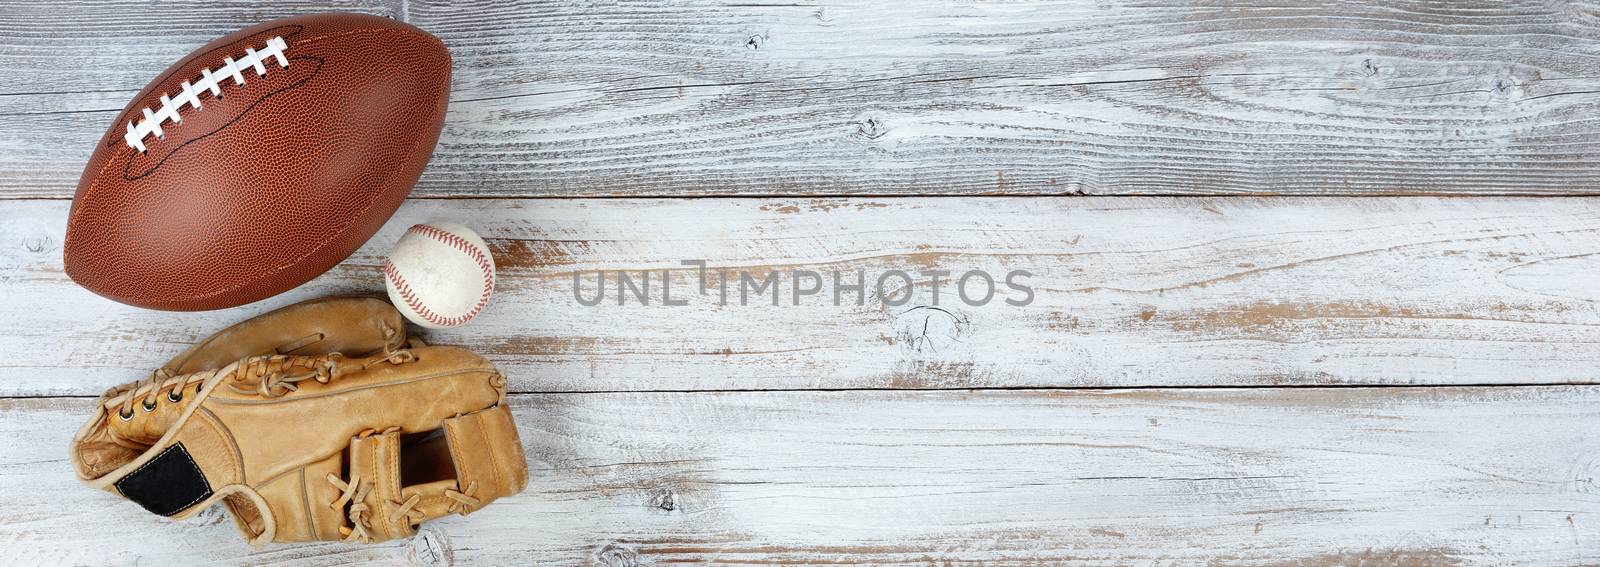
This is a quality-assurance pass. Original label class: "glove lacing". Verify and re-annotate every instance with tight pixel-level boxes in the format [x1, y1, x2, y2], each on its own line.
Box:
[325, 427, 485, 541]
[98, 332, 339, 419]
[99, 347, 416, 420]
[99, 353, 329, 420]
[100, 368, 193, 421]
[327, 472, 375, 543]
[325, 425, 435, 543]
[446, 481, 482, 515]
[225, 354, 343, 397]
[225, 349, 417, 398]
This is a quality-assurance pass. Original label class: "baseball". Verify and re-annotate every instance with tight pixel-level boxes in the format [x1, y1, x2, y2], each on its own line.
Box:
[384, 222, 497, 329]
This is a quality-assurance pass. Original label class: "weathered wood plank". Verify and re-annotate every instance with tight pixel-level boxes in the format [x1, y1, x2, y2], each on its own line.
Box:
[4, 387, 1598, 565]
[6, 197, 1600, 396]
[8, 1, 1600, 197]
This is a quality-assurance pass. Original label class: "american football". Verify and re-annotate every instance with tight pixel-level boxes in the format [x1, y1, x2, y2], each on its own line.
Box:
[63, 13, 451, 311]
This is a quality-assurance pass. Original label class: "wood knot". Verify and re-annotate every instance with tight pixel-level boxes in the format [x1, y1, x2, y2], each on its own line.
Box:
[595, 544, 640, 567]
[893, 306, 973, 354]
[21, 234, 52, 254]
[408, 526, 454, 567]
[650, 487, 678, 512]
[1571, 453, 1600, 496]
[856, 117, 888, 140]
[746, 34, 764, 50]
[1492, 77, 1513, 96]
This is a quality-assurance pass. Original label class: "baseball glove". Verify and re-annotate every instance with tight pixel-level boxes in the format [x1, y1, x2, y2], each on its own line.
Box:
[71, 299, 527, 546]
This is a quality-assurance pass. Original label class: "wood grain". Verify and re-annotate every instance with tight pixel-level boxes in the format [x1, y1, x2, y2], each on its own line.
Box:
[10, 1, 1600, 197]
[5, 387, 1599, 565]
[7, 197, 1600, 397]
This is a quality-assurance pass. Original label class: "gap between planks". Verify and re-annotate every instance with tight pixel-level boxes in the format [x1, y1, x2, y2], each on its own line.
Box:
[8, 382, 1600, 402]
[16, 194, 1600, 201]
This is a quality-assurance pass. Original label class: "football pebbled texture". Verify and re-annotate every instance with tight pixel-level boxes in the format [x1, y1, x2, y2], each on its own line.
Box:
[64, 13, 451, 311]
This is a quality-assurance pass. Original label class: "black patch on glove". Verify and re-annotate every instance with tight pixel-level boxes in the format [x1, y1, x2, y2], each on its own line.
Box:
[114, 443, 212, 516]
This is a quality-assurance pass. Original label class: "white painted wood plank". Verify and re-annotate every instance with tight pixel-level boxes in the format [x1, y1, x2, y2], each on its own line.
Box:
[6, 197, 1600, 396]
[3, 387, 1598, 565]
[8, 1, 1600, 196]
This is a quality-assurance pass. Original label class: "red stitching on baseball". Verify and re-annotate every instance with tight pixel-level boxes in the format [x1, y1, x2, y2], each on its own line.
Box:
[384, 224, 494, 327]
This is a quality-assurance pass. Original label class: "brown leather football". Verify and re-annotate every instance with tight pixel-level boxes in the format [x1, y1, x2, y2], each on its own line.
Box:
[64, 13, 450, 311]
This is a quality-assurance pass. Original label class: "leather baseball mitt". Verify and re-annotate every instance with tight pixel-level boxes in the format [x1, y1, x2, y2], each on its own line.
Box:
[71, 298, 527, 546]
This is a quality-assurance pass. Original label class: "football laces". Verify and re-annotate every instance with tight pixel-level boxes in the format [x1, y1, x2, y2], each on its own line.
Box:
[123, 36, 289, 153]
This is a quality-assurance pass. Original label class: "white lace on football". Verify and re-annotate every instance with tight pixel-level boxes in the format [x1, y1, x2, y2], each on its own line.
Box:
[123, 36, 289, 153]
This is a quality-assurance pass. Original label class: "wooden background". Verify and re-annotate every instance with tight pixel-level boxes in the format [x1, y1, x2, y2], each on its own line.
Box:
[3, 1, 1599, 565]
